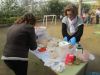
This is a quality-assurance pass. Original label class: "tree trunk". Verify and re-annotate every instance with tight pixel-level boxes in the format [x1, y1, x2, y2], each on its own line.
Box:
[78, 0, 82, 17]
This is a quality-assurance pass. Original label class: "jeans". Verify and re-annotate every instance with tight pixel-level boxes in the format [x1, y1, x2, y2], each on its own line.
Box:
[4, 60, 28, 75]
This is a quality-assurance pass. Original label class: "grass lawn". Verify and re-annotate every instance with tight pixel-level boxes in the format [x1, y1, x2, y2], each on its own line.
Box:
[0, 22, 100, 75]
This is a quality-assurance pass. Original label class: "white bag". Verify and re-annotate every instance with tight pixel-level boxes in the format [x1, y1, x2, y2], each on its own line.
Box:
[35, 26, 51, 41]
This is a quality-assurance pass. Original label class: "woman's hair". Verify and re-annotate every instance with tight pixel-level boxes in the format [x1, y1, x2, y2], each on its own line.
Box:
[15, 12, 36, 26]
[64, 3, 78, 17]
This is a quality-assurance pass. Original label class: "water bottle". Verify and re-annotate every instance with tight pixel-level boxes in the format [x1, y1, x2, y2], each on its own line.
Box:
[74, 43, 83, 65]
[76, 43, 83, 54]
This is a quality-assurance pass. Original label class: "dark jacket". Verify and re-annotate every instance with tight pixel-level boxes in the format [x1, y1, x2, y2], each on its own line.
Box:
[3, 23, 37, 58]
[62, 16, 84, 42]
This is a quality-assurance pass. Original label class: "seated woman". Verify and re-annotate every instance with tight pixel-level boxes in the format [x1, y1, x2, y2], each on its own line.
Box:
[62, 4, 84, 46]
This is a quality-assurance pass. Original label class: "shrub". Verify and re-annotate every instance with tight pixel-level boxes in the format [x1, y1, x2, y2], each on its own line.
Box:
[0, 17, 17, 24]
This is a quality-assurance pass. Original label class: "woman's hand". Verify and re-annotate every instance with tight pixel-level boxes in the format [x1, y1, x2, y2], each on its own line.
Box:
[69, 37, 76, 45]
[63, 36, 68, 41]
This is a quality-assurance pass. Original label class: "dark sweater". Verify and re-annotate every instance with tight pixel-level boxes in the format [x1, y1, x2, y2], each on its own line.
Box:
[62, 23, 84, 42]
[62, 16, 84, 42]
[3, 23, 37, 58]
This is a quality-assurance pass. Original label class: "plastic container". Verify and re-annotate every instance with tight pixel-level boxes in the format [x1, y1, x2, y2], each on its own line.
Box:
[65, 54, 74, 65]
[76, 44, 83, 54]
[38, 47, 46, 52]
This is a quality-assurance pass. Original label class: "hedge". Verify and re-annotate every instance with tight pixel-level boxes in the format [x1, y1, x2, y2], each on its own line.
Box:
[0, 17, 17, 24]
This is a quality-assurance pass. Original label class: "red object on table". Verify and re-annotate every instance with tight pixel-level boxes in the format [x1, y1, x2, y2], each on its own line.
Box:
[38, 47, 46, 52]
[65, 54, 74, 65]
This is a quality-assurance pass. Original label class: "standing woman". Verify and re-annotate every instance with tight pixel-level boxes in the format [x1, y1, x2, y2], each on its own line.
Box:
[62, 4, 84, 46]
[1, 13, 37, 75]
[96, 8, 100, 24]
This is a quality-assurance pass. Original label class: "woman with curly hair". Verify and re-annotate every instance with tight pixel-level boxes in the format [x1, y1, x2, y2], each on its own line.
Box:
[62, 3, 84, 46]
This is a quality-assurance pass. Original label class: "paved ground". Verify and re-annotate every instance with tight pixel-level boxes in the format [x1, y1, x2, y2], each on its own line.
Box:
[0, 22, 100, 75]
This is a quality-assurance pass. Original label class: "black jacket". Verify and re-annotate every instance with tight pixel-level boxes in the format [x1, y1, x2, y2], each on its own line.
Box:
[3, 23, 37, 58]
[62, 23, 84, 42]
[62, 16, 84, 42]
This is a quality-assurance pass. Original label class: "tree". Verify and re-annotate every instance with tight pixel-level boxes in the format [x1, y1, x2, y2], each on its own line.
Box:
[0, 0, 25, 18]
[0, 0, 26, 24]
[47, 0, 65, 18]
[82, 3, 91, 13]
[78, 0, 82, 16]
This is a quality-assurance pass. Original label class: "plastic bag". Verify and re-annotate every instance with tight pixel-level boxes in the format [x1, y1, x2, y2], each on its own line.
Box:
[47, 46, 60, 59]
[35, 26, 51, 42]
[51, 62, 65, 72]
[77, 50, 95, 62]
[58, 41, 76, 60]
